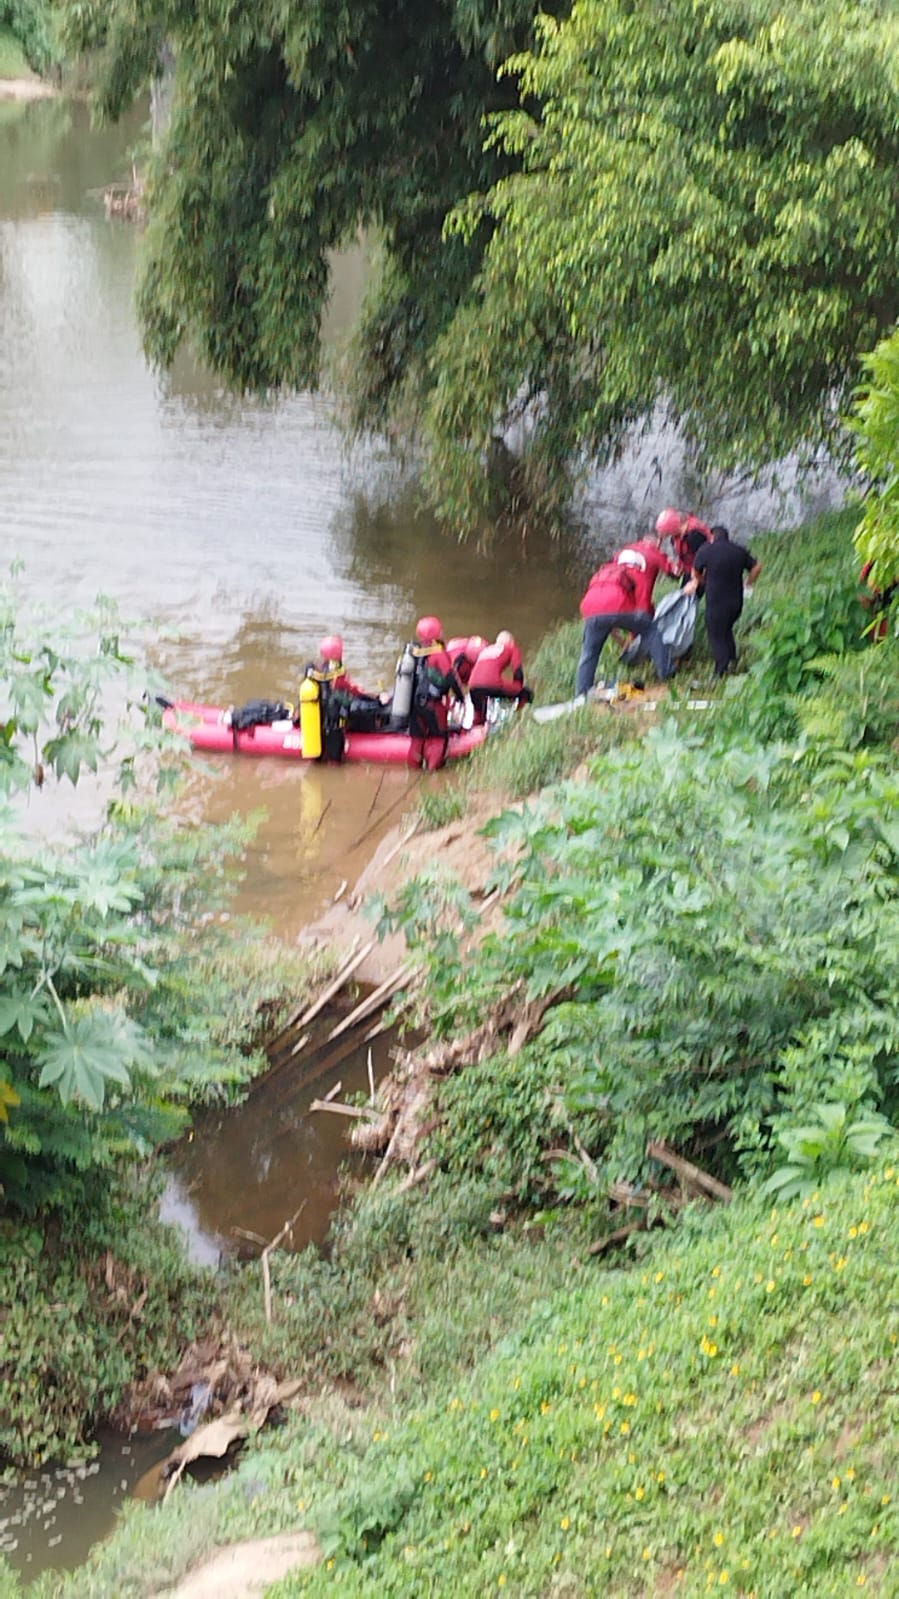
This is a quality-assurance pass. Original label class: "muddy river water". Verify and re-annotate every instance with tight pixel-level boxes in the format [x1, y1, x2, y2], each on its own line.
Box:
[0, 90, 846, 1580]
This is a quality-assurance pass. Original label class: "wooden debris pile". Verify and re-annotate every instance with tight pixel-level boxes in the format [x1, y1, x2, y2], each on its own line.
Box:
[587, 1140, 733, 1257]
[115, 1332, 300, 1498]
[346, 977, 565, 1184]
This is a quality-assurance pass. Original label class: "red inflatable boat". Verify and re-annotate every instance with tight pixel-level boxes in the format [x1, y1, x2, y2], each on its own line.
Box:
[161, 699, 504, 770]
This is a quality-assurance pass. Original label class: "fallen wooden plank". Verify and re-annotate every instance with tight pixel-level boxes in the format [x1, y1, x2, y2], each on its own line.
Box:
[396, 1158, 437, 1194]
[325, 962, 415, 1042]
[285, 937, 375, 1036]
[587, 1218, 648, 1257]
[309, 1098, 381, 1121]
[647, 1139, 733, 1202]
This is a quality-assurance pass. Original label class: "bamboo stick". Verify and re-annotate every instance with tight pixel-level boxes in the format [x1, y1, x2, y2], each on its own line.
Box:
[309, 1098, 381, 1120]
[371, 1117, 403, 1188]
[325, 962, 414, 1042]
[396, 1158, 437, 1194]
[262, 1203, 306, 1324]
[375, 818, 420, 875]
[284, 937, 374, 1035]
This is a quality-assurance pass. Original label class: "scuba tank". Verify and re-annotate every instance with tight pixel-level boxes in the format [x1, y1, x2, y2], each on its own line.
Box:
[298, 671, 323, 759]
[391, 643, 417, 726]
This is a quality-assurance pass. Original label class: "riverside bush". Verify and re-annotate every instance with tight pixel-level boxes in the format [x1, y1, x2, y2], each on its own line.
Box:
[0, 598, 327, 1464]
[0, 1176, 216, 1468]
[389, 725, 899, 1205]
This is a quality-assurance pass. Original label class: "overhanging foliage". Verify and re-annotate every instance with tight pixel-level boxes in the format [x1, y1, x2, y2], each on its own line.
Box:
[423, 0, 899, 529]
[68, 0, 558, 405]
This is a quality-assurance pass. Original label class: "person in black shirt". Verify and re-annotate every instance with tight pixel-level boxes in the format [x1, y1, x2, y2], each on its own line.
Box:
[689, 526, 762, 677]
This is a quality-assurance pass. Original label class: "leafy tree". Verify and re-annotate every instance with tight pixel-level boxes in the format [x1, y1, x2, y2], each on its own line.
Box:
[0, 0, 56, 73]
[422, 0, 899, 529]
[850, 330, 899, 593]
[64, 0, 559, 419]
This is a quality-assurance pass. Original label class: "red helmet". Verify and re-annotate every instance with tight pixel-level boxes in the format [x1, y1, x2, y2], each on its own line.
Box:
[319, 634, 344, 662]
[464, 635, 487, 664]
[655, 508, 683, 537]
[415, 615, 444, 644]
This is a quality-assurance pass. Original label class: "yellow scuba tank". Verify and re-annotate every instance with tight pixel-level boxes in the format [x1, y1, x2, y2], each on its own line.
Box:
[299, 672, 322, 759]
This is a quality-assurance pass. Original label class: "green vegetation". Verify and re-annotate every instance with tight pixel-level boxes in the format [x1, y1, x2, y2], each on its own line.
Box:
[424, 0, 899, 530]
[31, 1170, 899, 1597]
[289, 1168, 899, 1596]
[8, 507, 897, 1596]
[0, 1178, 218, 1469]
[60, 0, 558, 409]
[852, 331, 899, 592]
[0, 21, 31, 76]
[0, 0, 55, 74]
[0, 594, 327, 1465]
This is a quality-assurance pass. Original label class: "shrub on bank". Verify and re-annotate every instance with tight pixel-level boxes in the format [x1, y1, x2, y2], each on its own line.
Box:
[0, 1176, 217, 1470]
